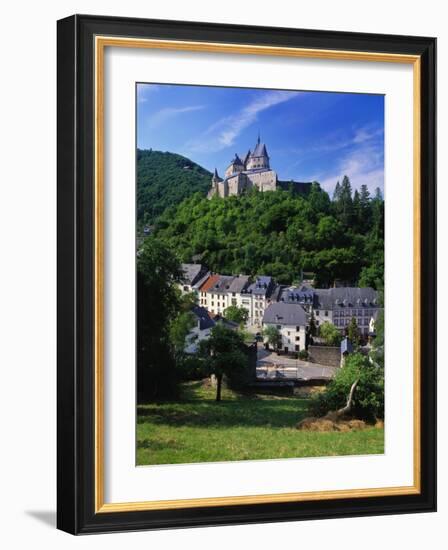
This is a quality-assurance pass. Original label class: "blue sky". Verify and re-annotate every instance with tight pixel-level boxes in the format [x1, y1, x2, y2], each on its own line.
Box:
[137, 83, 384, 195]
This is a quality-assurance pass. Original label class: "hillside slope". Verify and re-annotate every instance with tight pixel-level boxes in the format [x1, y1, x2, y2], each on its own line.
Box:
[137, 149, 212, 225]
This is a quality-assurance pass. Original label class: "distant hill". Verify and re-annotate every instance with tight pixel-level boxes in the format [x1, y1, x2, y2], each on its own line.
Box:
[137, 149, 212, 225]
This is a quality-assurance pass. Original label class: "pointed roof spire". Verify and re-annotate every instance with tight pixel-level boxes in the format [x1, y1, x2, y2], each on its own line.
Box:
[230, 153, 243, 165]
[257, 131, 261, 144]
[214, 167, 219, 177]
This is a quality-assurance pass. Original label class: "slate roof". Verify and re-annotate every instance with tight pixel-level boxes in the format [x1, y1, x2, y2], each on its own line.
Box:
[247, 276, 274, 297]
[191, 305, 215, 330]
[262, 302, 308, 326]
[230, 153, 244, 165]
[227, 275, 250, 294]
[252, 141, 269, 158]
[278, 285, 315, 305]
[313, 287, 379, 309]
[181, 263, 206, 286]
[192, 271, 211, 290]
[211, 275, 235, 294]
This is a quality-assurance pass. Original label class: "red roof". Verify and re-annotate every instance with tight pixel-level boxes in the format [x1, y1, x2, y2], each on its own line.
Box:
[199, 274, 220, 292]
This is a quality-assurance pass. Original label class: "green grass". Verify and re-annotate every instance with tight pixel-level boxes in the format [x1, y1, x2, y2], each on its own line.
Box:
[136, 381, 384, 465]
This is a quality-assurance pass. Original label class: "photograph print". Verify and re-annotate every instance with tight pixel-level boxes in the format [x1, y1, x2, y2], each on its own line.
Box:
[136, 83, 385, 467]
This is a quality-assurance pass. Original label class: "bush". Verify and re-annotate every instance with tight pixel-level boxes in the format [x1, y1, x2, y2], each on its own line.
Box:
[309, 353, 384, 423]
[298, 349, 309, 360]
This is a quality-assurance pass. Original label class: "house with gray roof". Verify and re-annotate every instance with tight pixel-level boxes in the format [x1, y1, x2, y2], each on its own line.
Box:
[276, 284, 315, 313]
[185, 306, 215, 354]
[312, 287, 380, 335]
[262, 302, 308, 352]
[179, 263, 209, 296]
[245, 275, 276, 326]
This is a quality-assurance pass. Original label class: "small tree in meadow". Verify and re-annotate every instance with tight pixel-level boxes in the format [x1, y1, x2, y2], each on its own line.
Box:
[199, 324, 248, 401]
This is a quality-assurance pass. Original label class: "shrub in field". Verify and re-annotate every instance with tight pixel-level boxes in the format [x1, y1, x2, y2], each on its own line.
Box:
[309, 353, 384, 423]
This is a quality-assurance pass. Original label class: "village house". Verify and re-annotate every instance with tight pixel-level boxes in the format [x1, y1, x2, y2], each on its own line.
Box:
[184, 305, 215, 354]
[275, 284, 315, 313]
[262, 302, 308, 352]
[312, 287, 379, 335]
[244, 276, 276, 326]
[184, 264, 380, 335]
[179, 263, 210, 297]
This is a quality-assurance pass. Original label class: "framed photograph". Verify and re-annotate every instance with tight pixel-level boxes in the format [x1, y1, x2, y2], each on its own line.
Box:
[57, 14, 436, 534]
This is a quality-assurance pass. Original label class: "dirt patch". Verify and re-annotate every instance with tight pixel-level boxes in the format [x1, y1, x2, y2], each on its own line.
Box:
[296, 416, 368, 432]
[293, 386, 326, 398]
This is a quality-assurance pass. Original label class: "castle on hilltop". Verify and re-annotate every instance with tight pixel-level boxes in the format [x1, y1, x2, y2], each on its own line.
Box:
[208, 135, 311, 198]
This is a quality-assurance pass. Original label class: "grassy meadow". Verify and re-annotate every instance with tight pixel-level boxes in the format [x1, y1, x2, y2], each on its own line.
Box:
[136, 381, 384, 466]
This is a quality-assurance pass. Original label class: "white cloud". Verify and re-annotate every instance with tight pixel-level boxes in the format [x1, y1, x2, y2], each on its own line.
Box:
[318, 143, 384, 195]
[137, 84, 160, 103]
[186, 90, 301, 153]
[148, 105, 205, 128]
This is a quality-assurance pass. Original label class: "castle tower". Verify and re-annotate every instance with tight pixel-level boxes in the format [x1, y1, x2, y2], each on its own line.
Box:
[225, 153, 244, 178]
[246, 135, 270, 170]
[210, 168, 223, 197]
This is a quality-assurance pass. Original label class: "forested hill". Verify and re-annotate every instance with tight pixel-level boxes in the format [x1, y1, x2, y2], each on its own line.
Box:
[153, 179, 384, 289]
[137, 149, 212, 226]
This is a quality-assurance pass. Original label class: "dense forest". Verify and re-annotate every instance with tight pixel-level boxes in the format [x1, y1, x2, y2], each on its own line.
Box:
[137, 149, 211, 227]
[151, 177, 384, 289]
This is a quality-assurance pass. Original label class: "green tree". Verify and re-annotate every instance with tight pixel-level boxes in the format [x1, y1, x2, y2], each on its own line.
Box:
[263, 325, 282, 351]
[347, 316, 360, 345]
[309, 353, 384, 422]
[308, 311, 317, 337]
[137, 238, 183, 402]
[333, 181, 341, 201]
[319, 321, 342, 346]
[199, 324, 248, 401]
[224, 305, 249, 325]
[338, 175, 354, 226]
[169, 311, 196, 356]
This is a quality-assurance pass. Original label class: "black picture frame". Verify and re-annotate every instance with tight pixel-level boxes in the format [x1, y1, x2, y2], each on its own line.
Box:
[57, 14, 436, 535]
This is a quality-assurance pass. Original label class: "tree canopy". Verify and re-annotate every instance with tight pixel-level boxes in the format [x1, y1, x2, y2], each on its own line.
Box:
[149, 175, 383, 288]
[137, 149, 211, 227]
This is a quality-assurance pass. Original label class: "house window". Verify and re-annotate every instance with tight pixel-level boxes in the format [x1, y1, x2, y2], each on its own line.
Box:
[295, 344, 300, 351]
[296, 326, 301, 331]
[287, 331, 291, 336]
[295, 336, 300, 341]
[315, 310, 320, 316]
[316, 320, 320, 326]
[325, 311, 328, 316]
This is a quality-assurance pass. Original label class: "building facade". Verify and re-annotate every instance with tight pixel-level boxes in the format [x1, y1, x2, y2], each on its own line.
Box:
[187, 264, 380, 336]
[262, 302, 308, 352]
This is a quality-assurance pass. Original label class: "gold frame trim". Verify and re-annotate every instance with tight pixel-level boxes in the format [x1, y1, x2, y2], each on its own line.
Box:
[94, 36, 422, 513]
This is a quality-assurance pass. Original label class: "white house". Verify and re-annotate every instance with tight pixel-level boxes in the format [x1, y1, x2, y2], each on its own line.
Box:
[262, 302, 308, 352]
[184, 306, 216, 354]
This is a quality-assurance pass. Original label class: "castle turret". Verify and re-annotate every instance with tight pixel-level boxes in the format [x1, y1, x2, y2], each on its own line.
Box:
[225, 153, 244, 178]
[246, 135, 270, 170]
[212, 167, 222, 183]
[208, 168, 223, 198]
